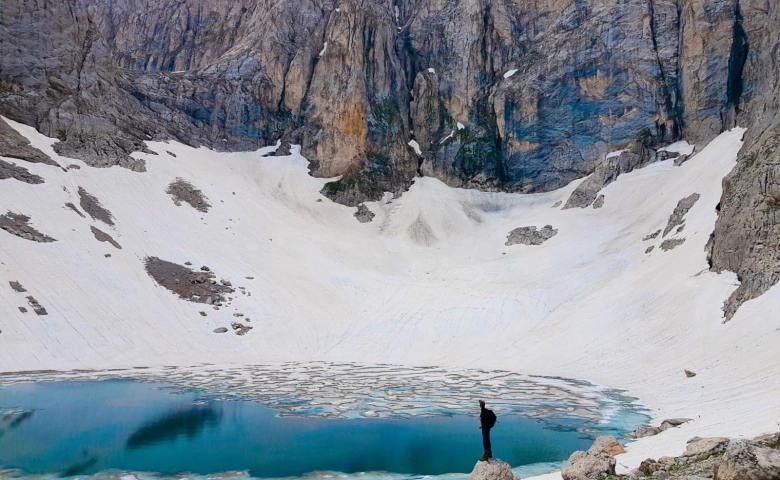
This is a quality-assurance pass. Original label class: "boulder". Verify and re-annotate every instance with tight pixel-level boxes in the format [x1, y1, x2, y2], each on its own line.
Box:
[754, 433, 780, 449]
[715, 440, 780, 480]
[562, 437, 622, 480]
[562, 451, 616, 480]
[638, 458, 663, 475]
[660, 418, 693, 430]
[469, 459, 517, 480]
[684, 437, 730, 459]
[590, 436, 626, 456]
[630, 425, 662, 438]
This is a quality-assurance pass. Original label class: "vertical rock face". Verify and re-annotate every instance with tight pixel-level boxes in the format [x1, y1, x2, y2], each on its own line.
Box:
[0, 0, 778, 314]
[0, 0, 751, 196]
[709, 0, 780, 320]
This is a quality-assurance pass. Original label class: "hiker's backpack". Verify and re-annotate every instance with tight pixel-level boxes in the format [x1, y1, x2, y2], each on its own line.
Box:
[483, 408, 497, 428]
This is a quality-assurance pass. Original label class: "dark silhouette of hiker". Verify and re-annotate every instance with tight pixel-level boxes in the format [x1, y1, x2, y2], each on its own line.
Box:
[479, 400, 497, 461]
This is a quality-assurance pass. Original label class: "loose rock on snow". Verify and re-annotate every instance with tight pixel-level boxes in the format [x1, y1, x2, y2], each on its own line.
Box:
[90, 226, 122, 249]
[505, 225, 558, 246]
[0, 159, 44, 184]
[663, 194, 700, 237]
[78, 187, 114, 226]
[26, 296, 47, 315]
[354, 203, 375, 223]
[0, 211, 56, 242]
[166, 178, 211, 213]
[144, 257, 234, 304]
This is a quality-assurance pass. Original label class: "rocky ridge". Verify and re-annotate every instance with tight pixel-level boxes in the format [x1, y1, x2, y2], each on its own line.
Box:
[1, 0, 780, 318]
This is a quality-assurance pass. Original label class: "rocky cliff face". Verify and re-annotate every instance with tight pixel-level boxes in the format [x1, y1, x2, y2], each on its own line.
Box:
[709, 0, 780, 320]
[1, 0, 779, 316]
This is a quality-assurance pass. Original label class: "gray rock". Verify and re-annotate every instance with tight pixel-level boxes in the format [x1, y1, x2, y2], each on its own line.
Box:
[714, 440, 780, 480]
[663, 194, 700, 237]
[0, 118, 58, 166]
[505, 225, 558, 246]
[630, 425, 663, 439]
[592, 195, 605, 209]
[9, 281, 27, 293]
[65, 203, 86, 218]
[144, 257, 233, 304]
[167, 178, 211, 213]
[754, 433, 780, 450]
[562, 451, 616, 480]
[561, 437, 622, 480]
[0, 212, 56, 243]
[213, 327, 228, 334]
[26, 296, 48, 315]
[469, 458, 516, 480]
[683, 437, 730, 459]
[660, 418, 693, 430]
[231, 322, 253, 336]
[645, 246, 655, 254]
[660, 238, 686, 251]
[589, 437, 626, 456]
[708, 5, 780, 321]
[78, 187, 114, 226]
[639, 458, 663, 475]
[0, 159, 45, 185]
[564, 146, 656, 209]
[354, 204, 376, 223]
[90, 226, 122, 249]
[0, 0, 752, 204]
[644, 230, 662, 241]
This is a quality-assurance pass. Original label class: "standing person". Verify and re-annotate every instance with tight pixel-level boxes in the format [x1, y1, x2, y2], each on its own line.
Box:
[478, 400, 497, 461]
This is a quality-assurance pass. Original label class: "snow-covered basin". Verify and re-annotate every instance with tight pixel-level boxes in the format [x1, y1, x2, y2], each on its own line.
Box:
[0, 119, 778, 477]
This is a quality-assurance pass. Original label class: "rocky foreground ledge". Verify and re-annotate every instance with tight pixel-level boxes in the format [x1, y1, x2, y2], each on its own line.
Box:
[468, 433, 780, 480]
[559, 433, 780, 480]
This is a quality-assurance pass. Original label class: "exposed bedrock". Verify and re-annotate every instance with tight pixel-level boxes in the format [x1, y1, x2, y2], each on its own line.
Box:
[1, 0, 779, 316]
[0, 0, 754, 198]
[709, 1, 780, 321]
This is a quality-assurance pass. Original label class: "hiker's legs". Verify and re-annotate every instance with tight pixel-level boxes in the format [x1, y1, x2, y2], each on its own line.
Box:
[482, 428, 491, 451]
[480, 428, 492, 460]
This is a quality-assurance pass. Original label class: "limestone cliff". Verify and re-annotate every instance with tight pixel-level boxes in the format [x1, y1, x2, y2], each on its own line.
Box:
[1, 0, 779, 315]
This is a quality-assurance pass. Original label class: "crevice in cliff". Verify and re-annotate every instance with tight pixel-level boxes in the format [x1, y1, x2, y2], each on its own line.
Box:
[726, 1, 749, 118]
[647, 0, 683, 140]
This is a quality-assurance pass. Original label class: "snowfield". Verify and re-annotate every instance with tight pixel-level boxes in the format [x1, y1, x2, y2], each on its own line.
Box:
[1, 118, 779, 475]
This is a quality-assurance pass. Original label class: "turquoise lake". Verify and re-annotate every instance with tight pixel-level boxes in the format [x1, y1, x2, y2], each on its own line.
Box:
[0, 378, 644, 478]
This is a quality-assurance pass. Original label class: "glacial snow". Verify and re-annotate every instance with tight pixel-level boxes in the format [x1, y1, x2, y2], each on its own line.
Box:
[0, 119, 779, 476]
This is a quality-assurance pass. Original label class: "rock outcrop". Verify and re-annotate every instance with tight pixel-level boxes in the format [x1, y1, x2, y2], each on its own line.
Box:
[561, 436, 622, 480]
[2, 0, 780, 318]
[0, 0, 757, 200]
[628, 418, 692, 439]
[470, 458, 517, 480]
[622, 433, 780, 480]
[505, 225, 558, 246]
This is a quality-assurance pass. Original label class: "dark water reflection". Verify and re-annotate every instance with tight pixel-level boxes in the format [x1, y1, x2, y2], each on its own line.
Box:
[127, 406, 221, 449]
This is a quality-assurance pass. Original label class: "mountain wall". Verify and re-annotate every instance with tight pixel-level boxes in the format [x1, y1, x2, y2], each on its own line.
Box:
[0, 0, 779, 317]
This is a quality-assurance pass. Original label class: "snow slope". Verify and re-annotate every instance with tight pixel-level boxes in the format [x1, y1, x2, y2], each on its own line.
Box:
[1, 119, 779, 472]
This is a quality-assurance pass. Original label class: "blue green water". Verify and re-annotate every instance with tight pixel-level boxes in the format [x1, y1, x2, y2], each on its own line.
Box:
[0, 379, 641, 478]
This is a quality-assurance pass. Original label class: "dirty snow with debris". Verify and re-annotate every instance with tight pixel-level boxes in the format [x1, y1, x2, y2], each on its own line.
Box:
[0, 117, 778, 478]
